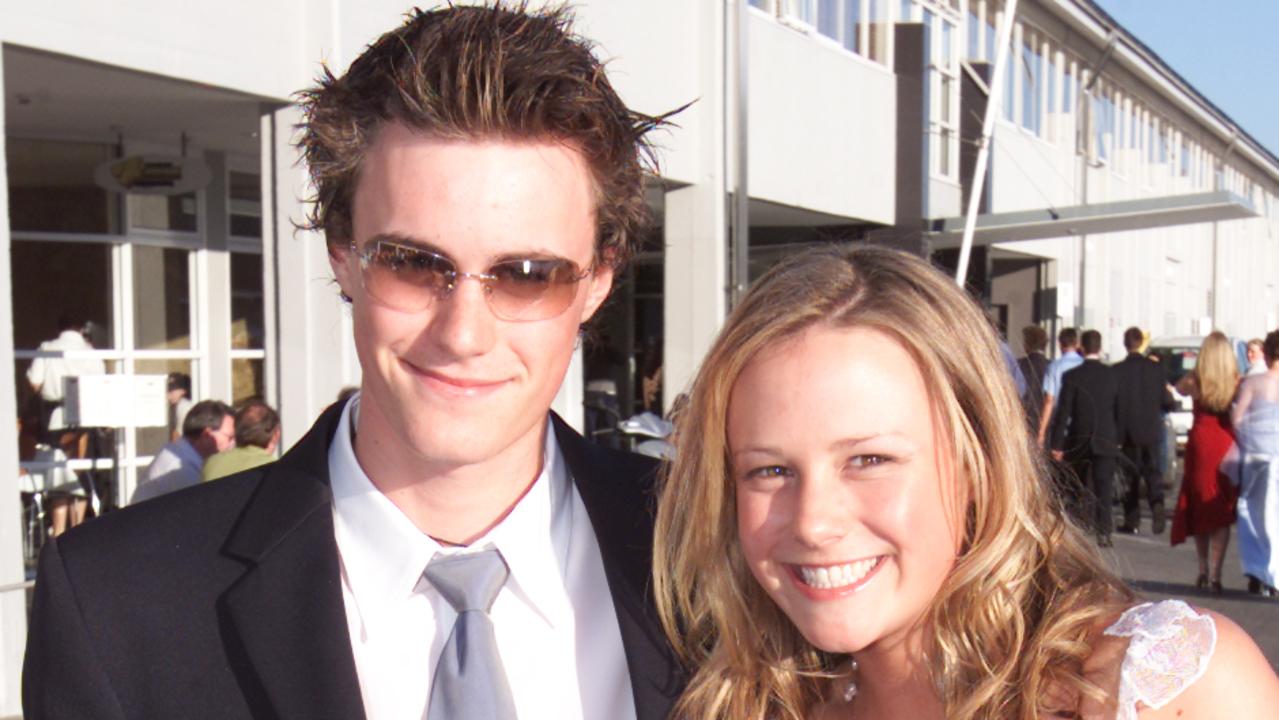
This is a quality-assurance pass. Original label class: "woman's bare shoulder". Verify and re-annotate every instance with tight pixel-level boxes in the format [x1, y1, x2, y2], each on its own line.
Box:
[1083, 602, 1279, 719]
[1139, 608, 1279, 718]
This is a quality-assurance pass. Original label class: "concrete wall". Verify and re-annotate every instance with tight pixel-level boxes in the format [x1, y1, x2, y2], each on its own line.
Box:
[747, 11, 897, 225]
[0, 49, 27, 718]
[994, 124, 1278, 360]
[0, 0, 309, 101]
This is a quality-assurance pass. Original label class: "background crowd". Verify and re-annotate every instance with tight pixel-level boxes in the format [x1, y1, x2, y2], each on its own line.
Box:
[1018, 323, 1279, 598]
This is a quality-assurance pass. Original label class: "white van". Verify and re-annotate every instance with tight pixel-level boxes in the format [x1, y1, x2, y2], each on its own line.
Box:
[1146, 335, 1250, 446]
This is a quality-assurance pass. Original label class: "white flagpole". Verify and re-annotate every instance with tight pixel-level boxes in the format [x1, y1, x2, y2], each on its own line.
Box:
[956, 0, 1019, 286]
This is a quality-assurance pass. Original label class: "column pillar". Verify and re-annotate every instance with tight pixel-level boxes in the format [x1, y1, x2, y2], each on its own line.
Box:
[663, 184, 727, 411]
[264, 104, 350, 450]
[661, 0, 729, 411]
[0, 47, 29, 717]
[203, 151, 233, 403]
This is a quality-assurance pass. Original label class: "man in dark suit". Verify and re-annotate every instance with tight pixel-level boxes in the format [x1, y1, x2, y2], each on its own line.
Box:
[1113, 327, 1175, 536]
[1017, 324, 1050, 433]
[1051, 329, 1120, 546]
[24, 6, 682, 720]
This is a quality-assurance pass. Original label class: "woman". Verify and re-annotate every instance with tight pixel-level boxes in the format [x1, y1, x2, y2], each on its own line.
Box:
[1170, 331, 1240, 593]
[654, 246, 1279, 719]
[1233, 329, 1279, 596]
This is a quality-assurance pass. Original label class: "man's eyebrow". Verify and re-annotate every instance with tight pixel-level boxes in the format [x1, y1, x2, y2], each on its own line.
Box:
[365, 232, 448, 256]
[491, 249, 574, 264]
[365, 232, 576, 265]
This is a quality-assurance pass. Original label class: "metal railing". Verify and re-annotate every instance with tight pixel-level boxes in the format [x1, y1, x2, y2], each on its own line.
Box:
[0, 580, 33, 594]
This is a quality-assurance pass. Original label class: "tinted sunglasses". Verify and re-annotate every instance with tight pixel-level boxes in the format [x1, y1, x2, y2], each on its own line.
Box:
[351, 239, 594, 322]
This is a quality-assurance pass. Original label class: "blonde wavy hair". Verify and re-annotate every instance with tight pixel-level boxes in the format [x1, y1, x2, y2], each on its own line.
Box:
[653, 246, 1133, 719]
[1194, 331, 1240, 414]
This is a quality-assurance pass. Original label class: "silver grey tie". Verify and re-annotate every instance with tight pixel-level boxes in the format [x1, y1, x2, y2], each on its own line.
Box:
[425, 549, 518, 720]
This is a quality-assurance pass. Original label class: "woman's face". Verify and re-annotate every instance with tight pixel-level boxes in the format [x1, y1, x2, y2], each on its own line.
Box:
[728, 324, 964, 655]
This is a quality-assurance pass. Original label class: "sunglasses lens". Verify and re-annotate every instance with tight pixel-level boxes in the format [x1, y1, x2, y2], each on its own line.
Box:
[361, 242, 452, 311]
[487, 259, 584, 321]
[357, 242, 588, 321]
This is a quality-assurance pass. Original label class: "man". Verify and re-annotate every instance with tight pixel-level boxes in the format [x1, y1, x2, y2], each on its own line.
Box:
[1036, 327, 1083, 446]
[1247, 338, 1268, 376]
[26, 316, 106, 533]
[130, 399, 234, 504]
[1113, 327, 1174, 535]
[202, 399, 281, 482]
[26, 316, 105, 441]
[1017, 324, 1050, 432]
[24, 6, 682, 720]
[1051, 329, 1120, 545]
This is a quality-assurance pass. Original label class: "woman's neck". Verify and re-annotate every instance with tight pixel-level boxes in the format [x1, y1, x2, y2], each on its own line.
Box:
[839, 627, 947, 720]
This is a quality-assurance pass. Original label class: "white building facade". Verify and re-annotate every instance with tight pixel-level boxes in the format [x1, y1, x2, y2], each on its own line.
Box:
[1, 0, 1276, 710]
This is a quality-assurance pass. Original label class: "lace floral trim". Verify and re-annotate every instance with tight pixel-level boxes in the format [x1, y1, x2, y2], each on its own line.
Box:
[1103, 600, 1217, 720]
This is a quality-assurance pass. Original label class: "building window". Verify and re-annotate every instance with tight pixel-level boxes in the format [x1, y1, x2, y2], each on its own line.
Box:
[1063, 61, 1075, 114]
[928, 9, 959, 179]
[984, 6, 997, 64]
[772, 0, 893, 65]
[7, 136, 264, 508]
[1046, 51, 1058, 115]
[228, 171, 262, 238]
[967, 6, 980, 59]
[5, 138, 120, 234]
[1001, 17, 1016, 122]
[1020, 29, 1042, 135]
[1090, 86, 1115, 165]
[132, 246, 192, 351]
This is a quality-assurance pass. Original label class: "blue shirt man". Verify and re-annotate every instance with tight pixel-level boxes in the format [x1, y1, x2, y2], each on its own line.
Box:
[1037, 327, 1083, 445]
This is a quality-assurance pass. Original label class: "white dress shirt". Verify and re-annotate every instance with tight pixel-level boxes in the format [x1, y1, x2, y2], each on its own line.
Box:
[27, 330, 105, 403]
[329, 395, 636, 720]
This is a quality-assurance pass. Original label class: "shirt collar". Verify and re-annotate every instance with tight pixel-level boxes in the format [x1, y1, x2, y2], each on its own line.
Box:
[328, 394, 574, 628]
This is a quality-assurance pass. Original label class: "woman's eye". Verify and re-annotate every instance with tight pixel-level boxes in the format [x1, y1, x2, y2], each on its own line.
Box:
[744, 465, 791, 482]
[849, 454, 892, 469]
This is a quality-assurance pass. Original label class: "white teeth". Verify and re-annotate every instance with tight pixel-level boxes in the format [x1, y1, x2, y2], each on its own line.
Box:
[798, 558, 880, 590]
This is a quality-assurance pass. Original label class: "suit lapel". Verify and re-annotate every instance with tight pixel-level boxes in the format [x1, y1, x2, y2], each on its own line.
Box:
[552, 415, 683, 720]
[220, 403, 367, 720]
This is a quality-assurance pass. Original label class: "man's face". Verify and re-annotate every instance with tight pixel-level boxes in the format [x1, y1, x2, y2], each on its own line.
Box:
[331, 123, 613, 471]
[1248, 344, 1264, 366]
[197, 415, 235, 459]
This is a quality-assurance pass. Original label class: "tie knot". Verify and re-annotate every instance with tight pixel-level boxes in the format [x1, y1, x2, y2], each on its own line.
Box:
[424, 549, 509, 613]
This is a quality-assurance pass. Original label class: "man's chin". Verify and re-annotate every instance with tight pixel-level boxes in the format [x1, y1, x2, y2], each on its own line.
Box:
[399, 415, 534, 464]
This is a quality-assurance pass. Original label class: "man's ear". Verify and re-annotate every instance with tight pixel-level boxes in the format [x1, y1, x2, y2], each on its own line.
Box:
[328, 240, 357, 300]
[578, 262, 615, 324]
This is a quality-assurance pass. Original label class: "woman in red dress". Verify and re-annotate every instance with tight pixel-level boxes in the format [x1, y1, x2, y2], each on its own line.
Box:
[1171, 331, 1241, 594]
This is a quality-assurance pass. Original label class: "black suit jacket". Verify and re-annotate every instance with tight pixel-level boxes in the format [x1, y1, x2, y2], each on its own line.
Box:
[1112, 351, 1172, 447]
[1050, 359, 1120, 457]
[23, 402, 682, 719]
[1017, 351, 1050, 427]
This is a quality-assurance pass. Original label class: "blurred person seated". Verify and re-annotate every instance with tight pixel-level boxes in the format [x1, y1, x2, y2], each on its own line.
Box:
[202, 399, 281, 482]
[131, 400, 233, 504]
[167, 372, 194, 442]
[1247, 338, 1267, 376]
